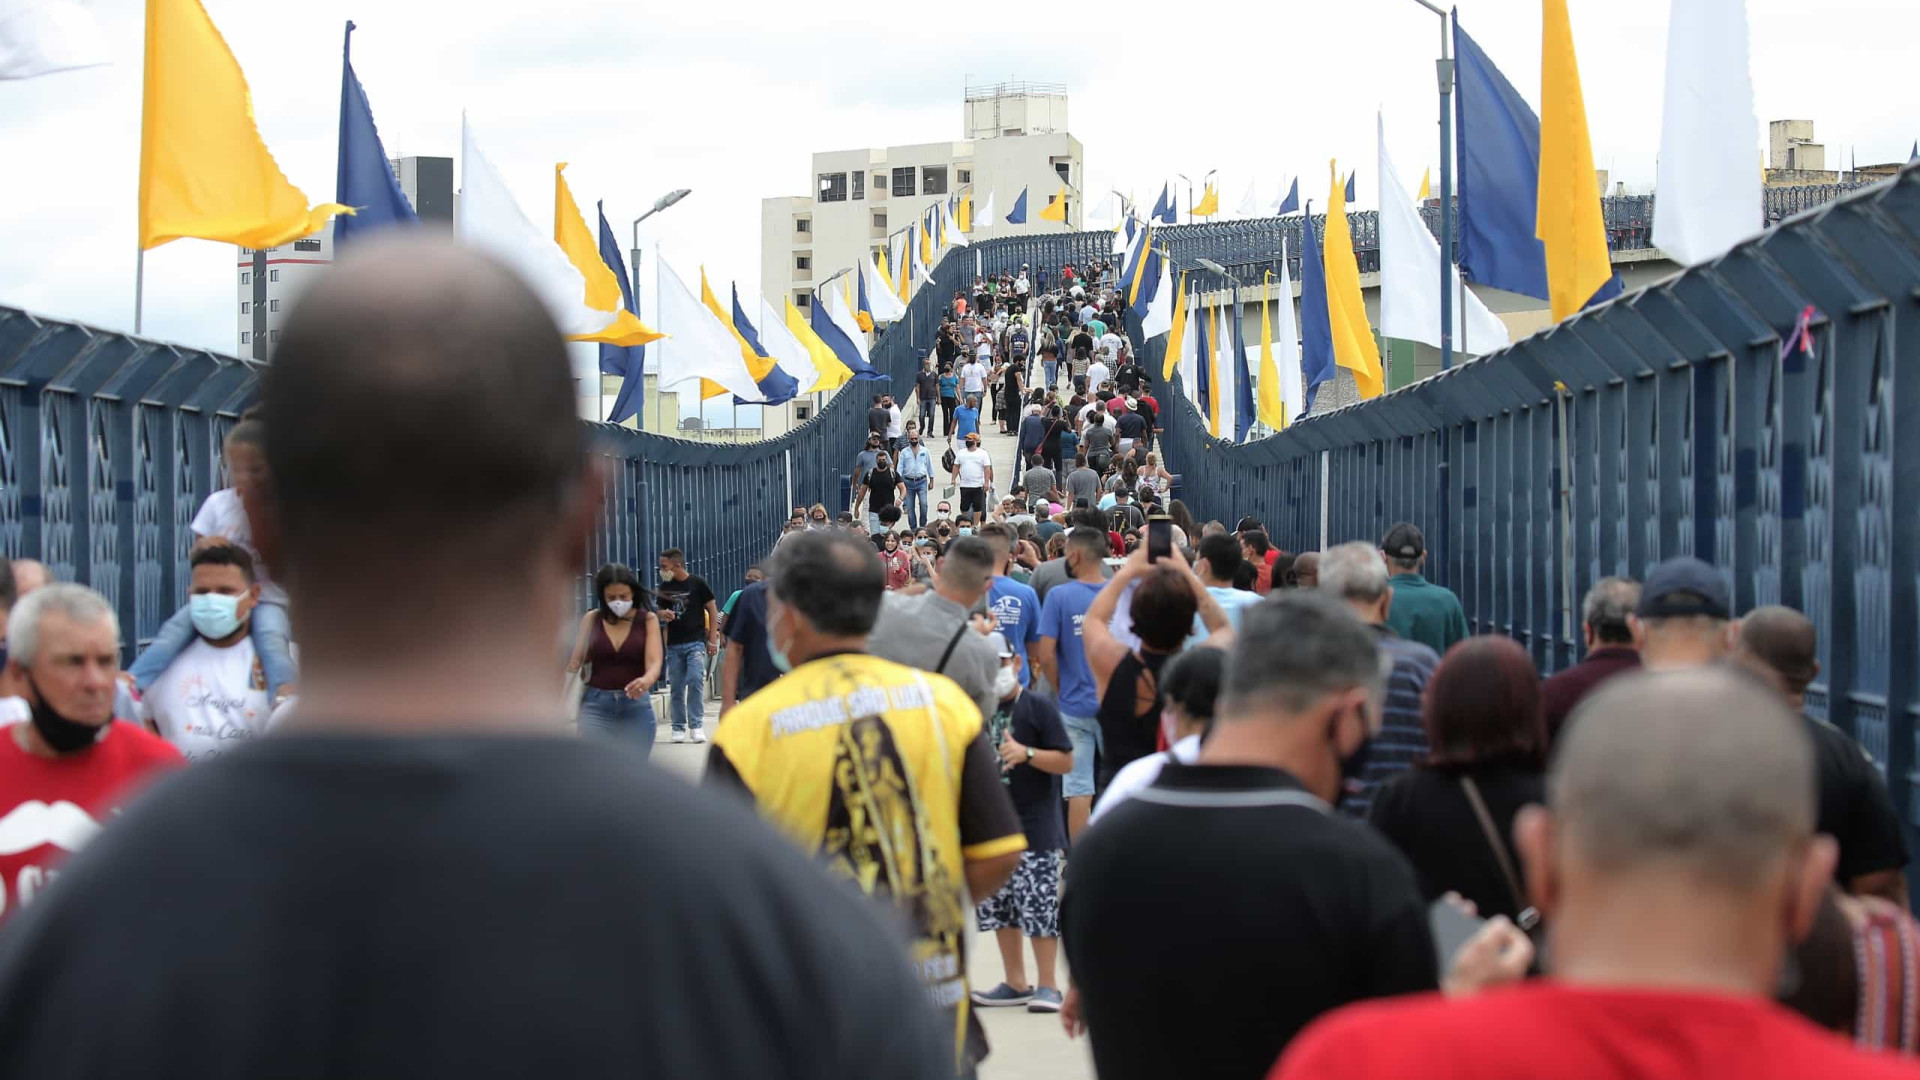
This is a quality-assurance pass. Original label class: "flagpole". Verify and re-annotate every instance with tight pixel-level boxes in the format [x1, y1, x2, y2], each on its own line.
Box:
[134, 247, 145, 336]
[1413, 0, 1456, 369]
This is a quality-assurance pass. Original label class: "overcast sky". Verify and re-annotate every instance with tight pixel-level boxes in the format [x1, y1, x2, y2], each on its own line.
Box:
[2, 0, 1914, 361]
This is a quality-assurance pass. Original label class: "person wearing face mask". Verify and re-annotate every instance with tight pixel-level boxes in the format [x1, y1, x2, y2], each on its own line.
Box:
[895, 429, 934, 531]
[707, 530, 1025, 1074]
[565, 564, 663, 755]
[1060, 594, 1434, 1079]
[139, 545, 283, 764]
[0, 583, 182, 924]
[970, 634, 1075, 1015]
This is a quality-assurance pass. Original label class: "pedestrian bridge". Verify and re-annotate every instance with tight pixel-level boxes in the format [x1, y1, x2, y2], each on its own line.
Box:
[3, 171, 1919, 823]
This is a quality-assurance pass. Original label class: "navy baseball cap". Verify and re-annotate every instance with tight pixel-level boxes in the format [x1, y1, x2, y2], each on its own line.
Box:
[1380, 522, 1425, 560]
[1636, 557, 1731, 620]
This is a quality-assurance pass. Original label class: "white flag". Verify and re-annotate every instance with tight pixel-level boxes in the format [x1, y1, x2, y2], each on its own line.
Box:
[1275, 239, 1306, 425]
[651, 254, 761, 399]
[1376, 113, 1509, 353]
[457, 117, 614, 338]
[1235, 176, 1261, 218]
[1214, 305, 1237, 444]
[1652, 0, 1761, 265]
[824, 284, 874, 359]
[976, 189, 996, 231]
[1182, 295, 1202, 412]
[1141, 258, 1174, 339]
[862, 253, 907, 322]
[940, 198, 969, 248]
[1086, 191, 1117, 230]
[757, 296, 819, 395]
[0, 0, 107, 80]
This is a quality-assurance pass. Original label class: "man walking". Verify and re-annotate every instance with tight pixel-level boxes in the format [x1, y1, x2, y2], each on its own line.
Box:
[1035, 527, 1113, 841]
[139, 546, 275, 763]
[1319, 542, 1440, 816]
[656, 549, 720, 743]
[868, 536, 1003, 722]
[895, 429, 935, 531]
[1539, 576, 1642, 741]
[916, 356, 939, 433]
[1379, 522, 1468, 655]
[952, 431, 994, 523]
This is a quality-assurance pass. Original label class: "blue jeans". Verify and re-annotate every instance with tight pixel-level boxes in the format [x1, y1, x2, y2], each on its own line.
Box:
[1061, 713, 1103, 799]
[903, 479, 930, 529]
[664, 641, 709, 733]
[1043, 360, 1058, 388]
[129, 600, 297, 702]
[578, 686, 657, 757]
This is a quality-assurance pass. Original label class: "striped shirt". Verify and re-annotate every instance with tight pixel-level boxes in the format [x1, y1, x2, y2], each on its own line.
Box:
[1340, 624, 1440, 817]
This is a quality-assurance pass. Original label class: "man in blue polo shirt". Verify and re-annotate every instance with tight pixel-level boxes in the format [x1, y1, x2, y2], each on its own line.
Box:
[1379, 522, 1468, 656]
[1034, 527, 1111, 842]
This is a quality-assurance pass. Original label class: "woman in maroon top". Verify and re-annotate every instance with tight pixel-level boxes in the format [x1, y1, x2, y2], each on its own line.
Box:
[566, 563, 663, 756]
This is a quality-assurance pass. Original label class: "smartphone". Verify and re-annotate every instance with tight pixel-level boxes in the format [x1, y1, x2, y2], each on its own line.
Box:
[1428, 899, 1486, 971]
[1146, 514, 1173, 563]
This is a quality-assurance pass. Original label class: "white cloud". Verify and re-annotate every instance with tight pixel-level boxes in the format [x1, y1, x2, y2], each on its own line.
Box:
[2, 0, 1915, 357]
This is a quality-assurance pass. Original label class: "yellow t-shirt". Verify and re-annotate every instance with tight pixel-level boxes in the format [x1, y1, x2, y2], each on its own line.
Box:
[714, 652, 1025, 1065]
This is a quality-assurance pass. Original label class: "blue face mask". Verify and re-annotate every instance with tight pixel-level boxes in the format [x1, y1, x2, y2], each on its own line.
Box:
[189, 593, 244, 640]
[959, 527, 973, 537]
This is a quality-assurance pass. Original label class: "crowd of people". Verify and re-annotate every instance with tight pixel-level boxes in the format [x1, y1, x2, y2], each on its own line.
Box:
[0, 236, 1916, 1080]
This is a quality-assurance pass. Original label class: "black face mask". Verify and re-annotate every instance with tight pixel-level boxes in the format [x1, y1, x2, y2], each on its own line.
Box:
[24, 672, 107, 755]
[1336, 719, 1374, 804]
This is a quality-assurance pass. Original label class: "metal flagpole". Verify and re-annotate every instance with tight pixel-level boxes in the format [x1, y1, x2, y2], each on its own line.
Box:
[134, 248, 145, 335]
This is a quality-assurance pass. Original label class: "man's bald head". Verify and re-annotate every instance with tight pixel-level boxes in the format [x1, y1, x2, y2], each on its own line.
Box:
[261, 236, 583, 588]
[1552, 668, 1816, 889]
[11, 559, 49, 597]
[1737, 606, 1819, 699]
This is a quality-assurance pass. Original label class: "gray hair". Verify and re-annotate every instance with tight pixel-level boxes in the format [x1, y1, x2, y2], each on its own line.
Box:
[1553, 668, 1814, 888]
[8, 584, 119, 666]
[1581, 577, 1641, 644]
[1221, 593, 1386, 717]
[937, 536, 997, 598]
[1317, 541, 1390, 603]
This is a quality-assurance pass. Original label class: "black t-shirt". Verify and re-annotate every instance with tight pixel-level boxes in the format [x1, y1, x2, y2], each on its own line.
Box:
[867, 406, 890, 436]
[1065, 764, 1436, 1080]
[724, 581, 782, 700]
[1115, 363, 1145, 393]
[864, 469, 900, 509]
[1115, 411, 1147, 440]
[0, 735, 953, 1080]
[1366, 762, 1547, 921]
[916, 369, 939, 399]
[656, 574, 717, 646]
[936, 336, 958, 364]
[981, 692, 1073, 851]
[1806, 714, 1911, 882]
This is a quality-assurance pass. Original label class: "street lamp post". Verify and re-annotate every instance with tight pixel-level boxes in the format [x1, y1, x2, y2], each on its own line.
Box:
[1411, 0, 1454, 370]
[630, 187, 691, 436]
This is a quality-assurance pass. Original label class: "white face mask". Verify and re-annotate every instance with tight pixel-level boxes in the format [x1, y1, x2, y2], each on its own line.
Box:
[607, 599, 633, 617]
[994, 666, 1019, 699]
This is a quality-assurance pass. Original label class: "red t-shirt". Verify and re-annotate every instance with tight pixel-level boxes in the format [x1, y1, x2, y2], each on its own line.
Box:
[1272, 983, 1920, 1080]
[0, 721, 183, 923]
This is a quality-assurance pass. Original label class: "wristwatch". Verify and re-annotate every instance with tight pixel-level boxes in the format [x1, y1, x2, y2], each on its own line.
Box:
[1024, 744, 1035, 762]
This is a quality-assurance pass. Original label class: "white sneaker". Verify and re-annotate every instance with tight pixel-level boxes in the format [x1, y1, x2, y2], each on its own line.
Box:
[671, 730, 687, 744]
[691, 728, 708, 744]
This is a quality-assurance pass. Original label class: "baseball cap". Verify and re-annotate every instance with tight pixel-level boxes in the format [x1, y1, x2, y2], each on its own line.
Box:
[1637, 556, 1731, 620]
[988, 632, 1015, 659]
[1381, 522, 1425, 560]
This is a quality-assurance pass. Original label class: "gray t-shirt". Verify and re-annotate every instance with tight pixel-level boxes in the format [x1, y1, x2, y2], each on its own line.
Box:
[1065, 467, 1102, 509]
[865, 590, 1000, 722]
[1083, 424, 1115, 457]
[1026, 465, 1057, 500]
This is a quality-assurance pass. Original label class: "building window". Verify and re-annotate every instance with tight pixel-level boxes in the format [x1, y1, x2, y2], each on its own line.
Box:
[270, 269, 280, 282]
[873, 211, 887, 229]
[922, 166, 948, 195]
[240, 272, 250, 285]
[240, 332, 251, 344]
[794, 291, 810, 309]
[270, 329, 279, 343]
[852, 171, 865, 200]
[240, 301, 251, 314]
[957, 169, 971, 184]
[240, 247, 253, 255]
[269, 299, 280, 312]
[795, 402, 812, 421]
[891, 167, 915, 197]
[293, 238, 322, 252]
[817, 172, 848, 203]
[795, 255, 811, 271]
[795, 218, 811, 235]
[1055, 162, 1071, 185]
[872, 172, 887, 197]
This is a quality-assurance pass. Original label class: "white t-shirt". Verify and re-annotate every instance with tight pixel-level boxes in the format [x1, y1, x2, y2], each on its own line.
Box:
[885, 404, 904, 439]
[1098, 332, 1124, 362]
[1015, 276, 1030, 296]
[1087, 360, 1111, 389]
[953, 448, 993, 489]
[1090, 734, 1203, 824]
[190, 489, 288, 606]
[960, 361, 988, 394]
[140, 637, 275, 764]
[1078, 304, 1096, 325]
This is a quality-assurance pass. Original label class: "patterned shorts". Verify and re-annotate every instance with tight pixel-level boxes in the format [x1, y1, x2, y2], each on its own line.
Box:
[975, 848, 1064, 938]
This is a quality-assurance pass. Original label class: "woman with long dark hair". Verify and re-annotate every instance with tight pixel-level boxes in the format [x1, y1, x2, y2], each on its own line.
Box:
[1366, 635, 1547, 920]
[566, 563, 663, 755]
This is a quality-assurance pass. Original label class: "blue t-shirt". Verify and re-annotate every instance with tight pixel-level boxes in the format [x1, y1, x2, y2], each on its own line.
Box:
[1188, 585, 1264, 647]
[939, 373, 959, 399]
[984, 576, 1043, 687]
[1059, 427, 1079, 461]
[1039, 580, 1103, 716]
[954, 406, 980, 439]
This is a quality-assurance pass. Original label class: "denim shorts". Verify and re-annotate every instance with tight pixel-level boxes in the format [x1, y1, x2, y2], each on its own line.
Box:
[1061, 713, 1103, 799]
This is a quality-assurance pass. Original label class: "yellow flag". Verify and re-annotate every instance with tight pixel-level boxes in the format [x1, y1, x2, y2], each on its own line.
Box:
[138, 0, 350, 250]
[1038, 185, 1068, 222]
[1417, 169, 1432, 202]
[1162, 271, 1189, 382]
[874, 250, 896, 296]
[919, 220, 933, 267]
[1537, 0, 1613, 322]
[896, 236, 912, 303]
[1323, 161, 1385, 400]
[786, 298, 851, 393]
[556, 165, 663, 347]
[1191, 183, 1219, 217]
[1257, 272, 1286, 428]
[957, 194, 972, 233]
[700, 266, 777, 388]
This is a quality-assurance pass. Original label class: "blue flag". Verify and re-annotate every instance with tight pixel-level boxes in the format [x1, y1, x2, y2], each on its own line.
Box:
[1454, 15, 1620, 309]
[1298, 203, 1335, 410]
[1194, 298, 1212, 427]
[1152, 183, 1177, 225]
[1276, 178, 1300, 216]
[1006, 187, 1028, 225]
[732, 284, 800, 405]
[333, 22, 417, 248]
[809, 295, 887, 381]
[1232, 284, 1254, 443]
[1344, 171, 1356, 204]
[595, 203, 645, 424]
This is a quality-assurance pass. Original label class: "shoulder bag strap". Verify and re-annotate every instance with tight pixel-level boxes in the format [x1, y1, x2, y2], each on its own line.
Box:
[1460, 776, 1529, 916]
[933, 621, 972, 676]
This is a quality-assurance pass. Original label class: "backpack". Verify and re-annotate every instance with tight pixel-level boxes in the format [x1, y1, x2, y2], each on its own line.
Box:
[1109, 505, 1134, 534]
